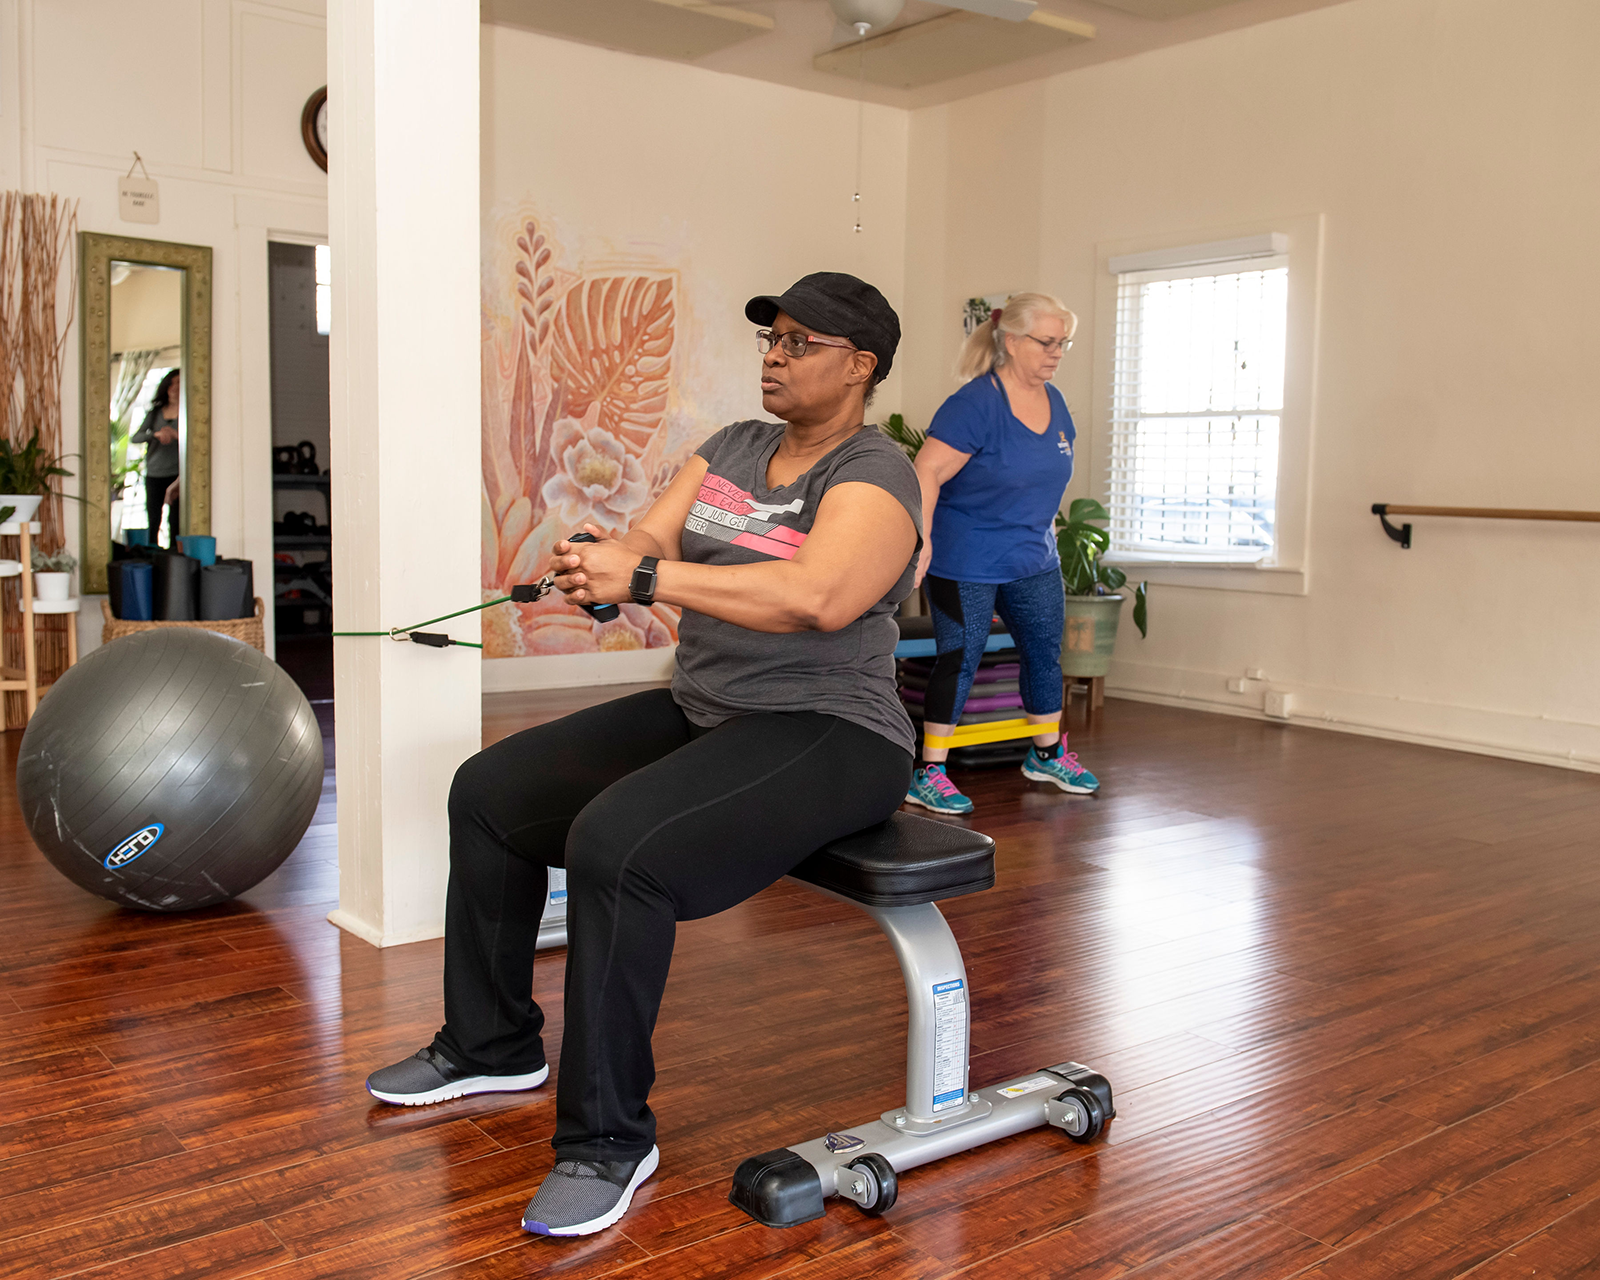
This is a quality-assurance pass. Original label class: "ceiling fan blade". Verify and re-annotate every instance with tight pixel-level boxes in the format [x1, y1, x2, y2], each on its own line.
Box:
[943, 0, 1038, 19]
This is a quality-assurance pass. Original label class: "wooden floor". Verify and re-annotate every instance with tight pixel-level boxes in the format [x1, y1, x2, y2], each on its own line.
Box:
[4, 692, 1600, 1279]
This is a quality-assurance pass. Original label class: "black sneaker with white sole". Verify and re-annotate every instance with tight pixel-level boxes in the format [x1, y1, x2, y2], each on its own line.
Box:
[522, 1146, 660, 1237]
[365, 1046, 549, 1107]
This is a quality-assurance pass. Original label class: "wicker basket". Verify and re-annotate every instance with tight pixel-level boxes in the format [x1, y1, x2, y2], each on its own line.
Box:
[101, 597, 267, 653]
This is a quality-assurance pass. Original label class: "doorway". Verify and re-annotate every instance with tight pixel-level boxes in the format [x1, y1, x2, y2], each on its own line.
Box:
[267, 241, 332, 701]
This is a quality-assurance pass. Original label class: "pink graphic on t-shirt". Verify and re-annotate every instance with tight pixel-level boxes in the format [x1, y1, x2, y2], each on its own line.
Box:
[731, 531, 801, 560]
[699, 474, 756, 515]
[690, 472, 809, 560]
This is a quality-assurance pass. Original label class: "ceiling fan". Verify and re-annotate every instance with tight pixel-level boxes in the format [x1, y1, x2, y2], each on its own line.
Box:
[827, 0, 1040, 33]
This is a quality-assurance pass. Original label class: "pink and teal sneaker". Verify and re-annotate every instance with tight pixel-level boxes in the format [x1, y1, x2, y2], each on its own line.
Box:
[1022, 743, 1100, 794]
[905, 763, 974, 815]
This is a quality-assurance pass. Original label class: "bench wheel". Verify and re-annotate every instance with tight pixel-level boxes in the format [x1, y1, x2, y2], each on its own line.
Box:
[843, 1153, 898, 1215]
[1054, 1086, 1107, 1143]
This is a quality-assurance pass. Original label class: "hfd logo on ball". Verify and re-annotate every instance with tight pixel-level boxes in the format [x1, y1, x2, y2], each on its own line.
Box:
[104, 824, 164, 870]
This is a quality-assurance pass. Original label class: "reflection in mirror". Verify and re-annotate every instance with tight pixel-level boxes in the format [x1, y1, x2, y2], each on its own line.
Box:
[109, 262, 185, 549]
[79, 233, 211, 596]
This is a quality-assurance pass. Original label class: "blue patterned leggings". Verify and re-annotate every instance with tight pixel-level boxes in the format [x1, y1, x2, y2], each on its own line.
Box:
[922, 567, 1066, 732]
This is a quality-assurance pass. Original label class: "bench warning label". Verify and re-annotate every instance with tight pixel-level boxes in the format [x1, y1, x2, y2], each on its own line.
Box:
[931, 978, 967, 1111]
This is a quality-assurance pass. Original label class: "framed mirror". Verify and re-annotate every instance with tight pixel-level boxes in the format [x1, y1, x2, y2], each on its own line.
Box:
[79, 233, 212, 595]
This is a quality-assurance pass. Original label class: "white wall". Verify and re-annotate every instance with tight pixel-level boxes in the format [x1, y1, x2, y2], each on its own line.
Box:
[480, 23, 910, 690]
[0, 0, 328, 655]
[902, 0, 1600, 772]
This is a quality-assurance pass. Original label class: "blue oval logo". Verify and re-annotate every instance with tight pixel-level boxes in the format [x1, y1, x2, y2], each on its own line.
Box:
[104, 823, 164, 870]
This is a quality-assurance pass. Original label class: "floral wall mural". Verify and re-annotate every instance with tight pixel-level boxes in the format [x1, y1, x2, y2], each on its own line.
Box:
[482, 212, 705, 658]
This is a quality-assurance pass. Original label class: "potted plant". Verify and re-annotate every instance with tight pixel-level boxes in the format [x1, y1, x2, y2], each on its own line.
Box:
[880, 412, 926, 459]
[31, 547, 76, 601]
[0, 430, 75, 527]
[1056, 498, 1147, 677]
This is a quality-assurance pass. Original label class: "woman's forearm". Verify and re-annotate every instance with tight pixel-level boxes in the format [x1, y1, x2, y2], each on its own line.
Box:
[616, 528, 669, 561]
[919, 468, 940, 553]
[653, 558, 840, 633]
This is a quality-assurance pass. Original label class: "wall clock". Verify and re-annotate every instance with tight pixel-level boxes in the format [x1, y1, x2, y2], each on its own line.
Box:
[301, 86, 328, 172]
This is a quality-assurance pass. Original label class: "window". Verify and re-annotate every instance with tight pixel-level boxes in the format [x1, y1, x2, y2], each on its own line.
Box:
[315, 243, 331, 336]
[1108, 237, 1289, 562]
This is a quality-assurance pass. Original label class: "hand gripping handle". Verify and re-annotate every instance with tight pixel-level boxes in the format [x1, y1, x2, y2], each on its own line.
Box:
[566, 532, 619, 622]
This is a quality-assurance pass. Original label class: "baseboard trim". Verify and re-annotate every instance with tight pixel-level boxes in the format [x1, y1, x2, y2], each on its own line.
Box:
[1105, 664, 1600, 775]
[326, 909, 445, 949]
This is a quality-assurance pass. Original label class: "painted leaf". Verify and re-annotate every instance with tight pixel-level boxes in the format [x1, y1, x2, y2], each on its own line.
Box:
[548, 276, 674, 454]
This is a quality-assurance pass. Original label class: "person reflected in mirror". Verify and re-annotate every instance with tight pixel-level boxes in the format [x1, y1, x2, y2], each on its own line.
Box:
[131, 368, 181, 547]
[907, 293, 1099, 816]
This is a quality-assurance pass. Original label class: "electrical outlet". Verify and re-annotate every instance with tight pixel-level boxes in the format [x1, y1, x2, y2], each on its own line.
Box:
[1264, 691, 1292, 719]
[1227, 678, 1247, 693]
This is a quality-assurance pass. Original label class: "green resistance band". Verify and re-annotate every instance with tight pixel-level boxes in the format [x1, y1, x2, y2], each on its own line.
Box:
[333, 595, 512, 650]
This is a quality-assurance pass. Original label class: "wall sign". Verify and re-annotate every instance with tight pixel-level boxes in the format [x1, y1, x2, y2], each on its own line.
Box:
[118, 153, 159, 224]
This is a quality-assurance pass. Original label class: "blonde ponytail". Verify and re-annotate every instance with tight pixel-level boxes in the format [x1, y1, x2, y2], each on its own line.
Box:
[955, 292, 1078, 382]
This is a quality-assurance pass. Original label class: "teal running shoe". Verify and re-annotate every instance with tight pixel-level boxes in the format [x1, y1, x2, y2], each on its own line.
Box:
[1022, 744, 1100, 794]
[905, 764, 974, 815]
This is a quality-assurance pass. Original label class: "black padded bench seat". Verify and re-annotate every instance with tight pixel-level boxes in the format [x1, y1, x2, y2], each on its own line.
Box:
[790, 812, 995, 908]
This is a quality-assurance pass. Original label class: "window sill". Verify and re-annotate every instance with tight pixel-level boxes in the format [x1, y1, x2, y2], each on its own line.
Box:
[1102, 555, 1307, 596]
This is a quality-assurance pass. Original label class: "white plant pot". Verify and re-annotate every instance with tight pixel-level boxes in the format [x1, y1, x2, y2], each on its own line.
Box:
[0, 494, 42, 526]
[35, 572, 71, 601]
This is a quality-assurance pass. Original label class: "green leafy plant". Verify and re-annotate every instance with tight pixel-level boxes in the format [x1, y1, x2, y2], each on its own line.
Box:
[0, 431, 75, 497]
[879, 412, 926, 460]
[31, 547, 76, 574]
[109, 417, 142, 497]
[1055, 498, 1148, 637]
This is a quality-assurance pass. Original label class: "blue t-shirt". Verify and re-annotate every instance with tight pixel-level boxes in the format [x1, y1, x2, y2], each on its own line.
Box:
[925, 374, 1076, 583]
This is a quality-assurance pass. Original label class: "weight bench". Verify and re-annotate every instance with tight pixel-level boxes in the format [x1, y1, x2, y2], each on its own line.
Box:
[728, 811, 1114, 1225]
[532, 812, 1113, 1224]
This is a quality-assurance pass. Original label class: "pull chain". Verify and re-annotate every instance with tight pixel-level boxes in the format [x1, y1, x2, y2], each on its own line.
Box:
[853, 21, 869, 233]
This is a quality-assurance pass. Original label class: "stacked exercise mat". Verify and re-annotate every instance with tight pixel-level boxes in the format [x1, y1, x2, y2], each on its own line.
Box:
[894, 615, 1031, 768]
[108, 544, 256, 623]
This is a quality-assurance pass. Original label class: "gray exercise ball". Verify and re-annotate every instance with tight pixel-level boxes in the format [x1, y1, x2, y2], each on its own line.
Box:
[16, 628, 324, 912]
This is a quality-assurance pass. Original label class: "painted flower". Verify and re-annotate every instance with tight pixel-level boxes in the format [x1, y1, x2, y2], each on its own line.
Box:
[540, 405, 649, 530]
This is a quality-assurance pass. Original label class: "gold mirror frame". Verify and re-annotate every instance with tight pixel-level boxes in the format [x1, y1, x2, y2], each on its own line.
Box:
[79, 232, 212, 595]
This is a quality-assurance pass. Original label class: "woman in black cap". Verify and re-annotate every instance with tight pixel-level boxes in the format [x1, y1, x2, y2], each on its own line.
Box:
[365, 272, 920, 1239]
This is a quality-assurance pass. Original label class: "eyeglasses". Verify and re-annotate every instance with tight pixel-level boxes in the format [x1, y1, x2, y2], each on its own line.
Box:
[1022, 334, 1073, 355]
[757, 329, 858, 359]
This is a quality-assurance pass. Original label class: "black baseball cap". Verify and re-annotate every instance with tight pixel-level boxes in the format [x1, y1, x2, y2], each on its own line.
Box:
[745, 272, 900, 383]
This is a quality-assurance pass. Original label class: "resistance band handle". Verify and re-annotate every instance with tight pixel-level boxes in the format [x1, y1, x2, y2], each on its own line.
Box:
[566, 533, 620, 622]
[408, 631, 454, 648]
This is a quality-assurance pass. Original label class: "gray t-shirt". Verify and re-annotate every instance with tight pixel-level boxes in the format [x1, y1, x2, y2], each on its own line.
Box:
[671, 420, 922, 754]
[132, 407, 181, 479]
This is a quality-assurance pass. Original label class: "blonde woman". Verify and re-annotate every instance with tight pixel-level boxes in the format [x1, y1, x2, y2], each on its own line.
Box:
[905, 293, 1098, 815]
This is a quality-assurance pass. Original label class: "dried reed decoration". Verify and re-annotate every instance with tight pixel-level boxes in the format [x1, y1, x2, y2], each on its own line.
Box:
[0, 191, 79, 553]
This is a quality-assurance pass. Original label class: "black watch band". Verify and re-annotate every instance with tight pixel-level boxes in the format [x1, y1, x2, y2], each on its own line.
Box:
[629, 556, 660, 606]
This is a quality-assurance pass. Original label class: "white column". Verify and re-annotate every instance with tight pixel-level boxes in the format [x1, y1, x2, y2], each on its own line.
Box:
[326, 0, 481, 947]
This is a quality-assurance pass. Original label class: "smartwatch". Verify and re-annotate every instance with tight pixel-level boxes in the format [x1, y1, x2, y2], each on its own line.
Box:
[629, 556, 660, 606]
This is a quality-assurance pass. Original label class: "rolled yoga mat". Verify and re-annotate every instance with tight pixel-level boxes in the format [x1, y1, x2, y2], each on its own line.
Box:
[199, 561, 252, 620]
[110, 561, 154, 621]
[153, 553, 199, 621]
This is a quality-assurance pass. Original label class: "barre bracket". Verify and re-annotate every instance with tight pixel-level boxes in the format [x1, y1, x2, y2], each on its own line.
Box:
[1371, 504, 1412, 549]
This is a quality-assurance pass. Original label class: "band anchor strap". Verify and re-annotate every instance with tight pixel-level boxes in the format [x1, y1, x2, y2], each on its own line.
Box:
[333, 595, 513, 650]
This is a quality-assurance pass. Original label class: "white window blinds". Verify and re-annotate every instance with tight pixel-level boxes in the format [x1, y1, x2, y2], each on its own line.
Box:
[1109, 257, 1289, 560]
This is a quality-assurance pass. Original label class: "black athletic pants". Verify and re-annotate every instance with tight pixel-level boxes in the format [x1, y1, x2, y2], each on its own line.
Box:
[430, 688, 912, 1163]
